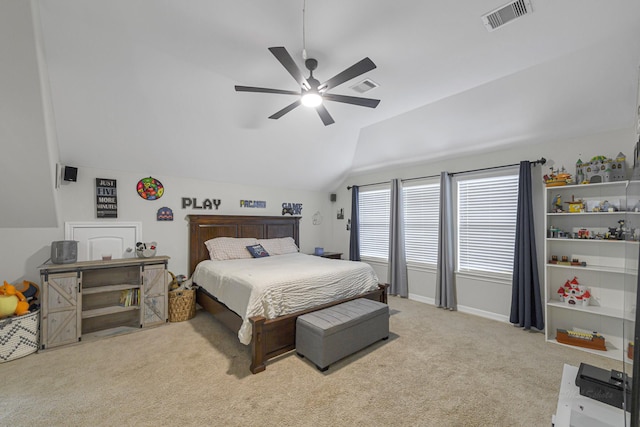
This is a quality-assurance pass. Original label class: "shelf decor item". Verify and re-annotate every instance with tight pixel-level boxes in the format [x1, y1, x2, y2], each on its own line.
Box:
[135, 241, 157, 258]
[564, 195, 584, 213]
[575, 153, 628, 184]
[557, 277, 590, 306]
[556, 328, 606, 351]
[544, 167, 573, 187]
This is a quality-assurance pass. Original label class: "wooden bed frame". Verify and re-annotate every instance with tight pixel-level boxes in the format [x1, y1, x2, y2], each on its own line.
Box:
[188, 214, 388, 374]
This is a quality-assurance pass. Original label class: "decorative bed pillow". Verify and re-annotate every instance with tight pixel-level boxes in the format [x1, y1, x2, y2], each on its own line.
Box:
[246, 244, 270, 258]
[257, 237, 299, 255]
[204, 237, 258, 261]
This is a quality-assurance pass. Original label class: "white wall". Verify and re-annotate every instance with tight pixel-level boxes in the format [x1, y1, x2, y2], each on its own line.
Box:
[0, 0, 59, 228]
[329, 127, 639, 321]
[0, 166, 331, 284]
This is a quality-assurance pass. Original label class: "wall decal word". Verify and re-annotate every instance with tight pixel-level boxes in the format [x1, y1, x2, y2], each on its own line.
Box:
[240, 200, 266, 208]
[282, 202, 302, 215]
[157, 207, 174, 221]
[96, 178, 117, 218]
[137, 176, 164, 200]
[182, 198, 221, 210]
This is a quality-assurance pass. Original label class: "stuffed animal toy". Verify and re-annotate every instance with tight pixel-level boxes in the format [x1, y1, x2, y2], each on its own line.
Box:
[16, 281, 40, 311]
[135, 242, 157, 258]
[0, 281, 29, 317]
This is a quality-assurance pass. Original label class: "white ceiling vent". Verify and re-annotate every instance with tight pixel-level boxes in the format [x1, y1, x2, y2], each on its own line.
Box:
[350, 78, 379, 94]
[482, 0, 532, 31]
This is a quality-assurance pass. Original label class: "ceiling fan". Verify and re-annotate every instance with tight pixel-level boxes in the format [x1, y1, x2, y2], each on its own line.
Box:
[234, 46, 380, 126]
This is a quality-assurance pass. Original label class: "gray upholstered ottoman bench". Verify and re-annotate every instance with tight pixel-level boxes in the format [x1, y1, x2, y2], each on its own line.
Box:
[296, 298, 389, 372]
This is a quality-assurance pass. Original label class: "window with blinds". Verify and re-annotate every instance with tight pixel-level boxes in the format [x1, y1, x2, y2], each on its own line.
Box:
[403, 183, 440, 265]
[457, 174, 519, 275]
[358, 188, 390, 260]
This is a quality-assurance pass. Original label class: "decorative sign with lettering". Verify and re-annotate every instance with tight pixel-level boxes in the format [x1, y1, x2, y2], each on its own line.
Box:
[240, 200, 266, 208]
[96, 178, 117, 218]
[282, 202, 303, 215]
[181, 198, 221, 210]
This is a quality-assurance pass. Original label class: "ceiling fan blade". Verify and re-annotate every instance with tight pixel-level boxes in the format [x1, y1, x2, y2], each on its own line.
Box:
[268, 47, 308, 88]
[316, 104, 335, 126]
[235, 85, 300, 95]
[269, 99, 302, 120]
[323, 93, 380, 108]
[319, 57, 376, 92]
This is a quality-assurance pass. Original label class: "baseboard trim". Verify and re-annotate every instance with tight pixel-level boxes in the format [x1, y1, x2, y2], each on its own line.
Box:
[407, 294, 434, 305]
[407, 294, 510, 324]
[457, 305, 510, 324]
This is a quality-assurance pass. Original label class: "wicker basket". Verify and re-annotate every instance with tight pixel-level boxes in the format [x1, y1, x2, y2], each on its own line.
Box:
[0, 310, 39, 363]
[168, 289, 196, 322]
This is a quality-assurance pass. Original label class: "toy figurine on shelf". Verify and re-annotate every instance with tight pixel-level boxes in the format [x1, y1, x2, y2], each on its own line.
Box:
[557, 277, 590, 306]
[544, 167, 573, 187]
[551, 194, 563, 212]
[616, 219, 627, 240]
[564, 195, 584, 213]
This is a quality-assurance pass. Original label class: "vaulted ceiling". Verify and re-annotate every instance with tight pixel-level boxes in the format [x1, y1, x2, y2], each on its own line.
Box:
[36, 0, 640, 191]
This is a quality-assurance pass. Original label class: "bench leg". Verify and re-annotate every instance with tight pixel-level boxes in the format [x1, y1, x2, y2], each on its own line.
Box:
[296, 352, 304, 358]
[316, 364, 329, 372]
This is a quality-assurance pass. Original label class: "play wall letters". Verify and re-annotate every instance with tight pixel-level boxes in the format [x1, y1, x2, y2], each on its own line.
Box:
[181, 198, 221, 210]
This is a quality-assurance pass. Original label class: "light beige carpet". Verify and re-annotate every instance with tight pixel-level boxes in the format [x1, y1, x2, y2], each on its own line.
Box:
[0, 296, 622, 427]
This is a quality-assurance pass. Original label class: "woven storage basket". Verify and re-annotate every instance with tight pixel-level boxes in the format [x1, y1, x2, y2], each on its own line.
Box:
[168, 289, 196, 322]
[0, 310, 39, 363]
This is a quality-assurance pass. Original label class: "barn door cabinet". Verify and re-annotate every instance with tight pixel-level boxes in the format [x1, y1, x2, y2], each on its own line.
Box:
[40, 256, 169, 349]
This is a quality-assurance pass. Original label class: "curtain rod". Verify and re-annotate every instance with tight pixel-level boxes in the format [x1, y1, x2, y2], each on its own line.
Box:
[347, 157, 546, 190]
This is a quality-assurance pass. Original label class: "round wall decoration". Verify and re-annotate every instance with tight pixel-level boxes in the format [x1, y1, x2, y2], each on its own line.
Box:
[137, 176, 164, 200]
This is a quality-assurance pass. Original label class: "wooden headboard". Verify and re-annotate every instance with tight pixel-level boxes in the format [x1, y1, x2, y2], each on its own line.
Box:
[187, 215, 300, 275]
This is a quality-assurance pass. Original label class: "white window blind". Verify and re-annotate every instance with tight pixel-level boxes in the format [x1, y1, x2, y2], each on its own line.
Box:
[359, 189, 390, 259]
[403, 183, 440, 265]
[457, 174, 519, 275]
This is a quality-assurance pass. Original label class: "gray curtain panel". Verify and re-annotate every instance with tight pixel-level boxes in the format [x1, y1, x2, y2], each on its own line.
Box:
[349, 185, 361, 261]
[388, 179, 408, 297]
[436, 171, 456, 310]
[509, 161, 544, 330]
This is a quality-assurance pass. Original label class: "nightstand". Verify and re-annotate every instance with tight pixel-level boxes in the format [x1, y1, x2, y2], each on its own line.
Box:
[318, 252, 342, 260]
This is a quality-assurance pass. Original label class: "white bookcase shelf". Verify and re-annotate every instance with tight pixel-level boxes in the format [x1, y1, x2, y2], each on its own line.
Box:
[544, 181, 637, 362]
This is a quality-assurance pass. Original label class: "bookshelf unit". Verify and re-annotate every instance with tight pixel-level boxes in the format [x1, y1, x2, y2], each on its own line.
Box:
[40, 256, 169, 349]
[544, 181, 638, 361]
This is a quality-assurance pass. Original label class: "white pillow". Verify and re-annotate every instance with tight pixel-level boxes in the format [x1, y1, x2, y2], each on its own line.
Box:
[205, 237, 258, 261]
[257, 237, 299, 255]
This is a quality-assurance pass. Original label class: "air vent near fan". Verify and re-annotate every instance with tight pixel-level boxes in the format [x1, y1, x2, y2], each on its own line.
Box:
[482, 0, 532, 32]
[351, 79, 379, 94]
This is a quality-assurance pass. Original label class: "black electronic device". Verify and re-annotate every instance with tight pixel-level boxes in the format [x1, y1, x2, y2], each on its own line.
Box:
[63, 166, 78, 182]
[576, 362, 632, 411]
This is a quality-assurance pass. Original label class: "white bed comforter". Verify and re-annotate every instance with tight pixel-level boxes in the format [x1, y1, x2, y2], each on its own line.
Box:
[192, 253, 379, 344]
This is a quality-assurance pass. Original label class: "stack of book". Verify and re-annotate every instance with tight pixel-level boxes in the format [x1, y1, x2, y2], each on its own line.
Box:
[119, 288, 140, 307]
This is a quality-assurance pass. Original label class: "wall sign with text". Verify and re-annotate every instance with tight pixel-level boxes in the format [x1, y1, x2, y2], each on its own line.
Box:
[240, 200, 266, 208]
[282, 202, 302, 215]
[96, 178, 117, 218]
[181, 198, 221, 210]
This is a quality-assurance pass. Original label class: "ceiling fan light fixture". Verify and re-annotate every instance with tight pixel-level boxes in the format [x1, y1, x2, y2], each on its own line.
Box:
[301, 91, 322, 107]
